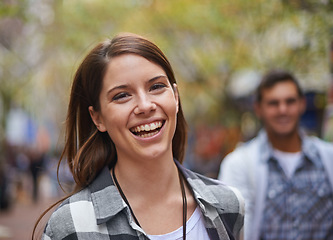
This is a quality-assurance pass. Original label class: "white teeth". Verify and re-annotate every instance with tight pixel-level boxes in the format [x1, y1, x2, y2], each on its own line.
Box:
[131, 121, 163, 133]
[139, 130, 159, 138]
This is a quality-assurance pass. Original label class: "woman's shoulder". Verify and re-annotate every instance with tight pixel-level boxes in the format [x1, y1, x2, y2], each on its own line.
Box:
[184, 168, 244, 236]
[56, 187, 93, 213]
[184, 168, 244, 210]
[43, 188, 93, 239]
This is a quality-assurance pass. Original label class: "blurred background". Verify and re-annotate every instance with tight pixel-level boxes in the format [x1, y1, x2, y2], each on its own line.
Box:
[0, 0, 333, 239]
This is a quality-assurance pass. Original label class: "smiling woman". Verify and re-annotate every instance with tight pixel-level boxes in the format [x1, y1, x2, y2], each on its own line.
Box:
[33, 33, 244, 240]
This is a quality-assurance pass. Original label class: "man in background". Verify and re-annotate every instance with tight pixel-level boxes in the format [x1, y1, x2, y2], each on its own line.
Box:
[218, 69, 333, 240]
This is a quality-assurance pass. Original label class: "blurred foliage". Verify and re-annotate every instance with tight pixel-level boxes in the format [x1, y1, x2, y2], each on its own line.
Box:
[0, 0, 333, 148]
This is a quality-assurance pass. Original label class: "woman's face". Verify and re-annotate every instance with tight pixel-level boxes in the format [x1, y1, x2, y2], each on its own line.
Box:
[89, 54, 179, 163]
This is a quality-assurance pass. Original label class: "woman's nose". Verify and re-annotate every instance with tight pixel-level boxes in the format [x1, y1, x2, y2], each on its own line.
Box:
[134, 94, 156, 115]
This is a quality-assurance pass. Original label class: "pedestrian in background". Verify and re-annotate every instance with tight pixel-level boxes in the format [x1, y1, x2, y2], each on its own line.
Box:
[29, 148, 45, 203]
[34, 33, 244, 240]
[218, 69, 333, 240]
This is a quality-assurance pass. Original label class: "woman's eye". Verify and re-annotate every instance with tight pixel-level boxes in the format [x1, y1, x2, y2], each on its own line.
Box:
[112, 92, 130, 101]
[150, 83, 166, 91]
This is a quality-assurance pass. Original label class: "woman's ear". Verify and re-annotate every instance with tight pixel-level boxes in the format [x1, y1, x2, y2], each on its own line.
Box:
[173, 83, 179, 113]
[88, 106, 107, 132]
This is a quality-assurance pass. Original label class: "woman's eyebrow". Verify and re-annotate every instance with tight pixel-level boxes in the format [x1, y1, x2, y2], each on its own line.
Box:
[106, 84, 128, 97]
[148, 75, 168, 83]
[106, 75, 168, 96]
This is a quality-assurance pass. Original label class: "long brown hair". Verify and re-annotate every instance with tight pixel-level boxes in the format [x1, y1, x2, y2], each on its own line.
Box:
[32, 33, 187, 239]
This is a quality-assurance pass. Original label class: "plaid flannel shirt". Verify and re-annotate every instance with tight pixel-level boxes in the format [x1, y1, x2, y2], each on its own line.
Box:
[219, 129, 333, 240]
[42, 161, 244, 240]
[260, 148, 333, 240]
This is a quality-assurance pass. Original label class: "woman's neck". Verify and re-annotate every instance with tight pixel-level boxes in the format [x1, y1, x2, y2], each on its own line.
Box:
[112, 155, 179, 198]
[112, 154, 197, 235]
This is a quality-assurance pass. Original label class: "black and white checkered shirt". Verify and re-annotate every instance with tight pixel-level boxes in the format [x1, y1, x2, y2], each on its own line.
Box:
[42, 161, 244, 240]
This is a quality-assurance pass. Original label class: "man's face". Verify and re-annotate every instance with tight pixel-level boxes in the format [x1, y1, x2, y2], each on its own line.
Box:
[255, 81, 306, 138]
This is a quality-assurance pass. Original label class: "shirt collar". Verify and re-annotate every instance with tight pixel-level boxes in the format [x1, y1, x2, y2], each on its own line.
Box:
[257, 128, 321, 167]
[89, 161, 225, 226]
[88, 167, 126, 225]
[175, 160, 224, 210]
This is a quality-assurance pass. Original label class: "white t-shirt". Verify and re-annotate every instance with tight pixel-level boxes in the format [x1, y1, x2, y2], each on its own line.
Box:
[147, 206, 210, 240]
[272, 148, 302, 179]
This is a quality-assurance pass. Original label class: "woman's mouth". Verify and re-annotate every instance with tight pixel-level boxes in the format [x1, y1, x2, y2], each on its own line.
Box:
[130, 121, 164, 138]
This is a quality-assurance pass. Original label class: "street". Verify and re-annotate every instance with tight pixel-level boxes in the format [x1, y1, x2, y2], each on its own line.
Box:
[0, 174, 62, 240]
